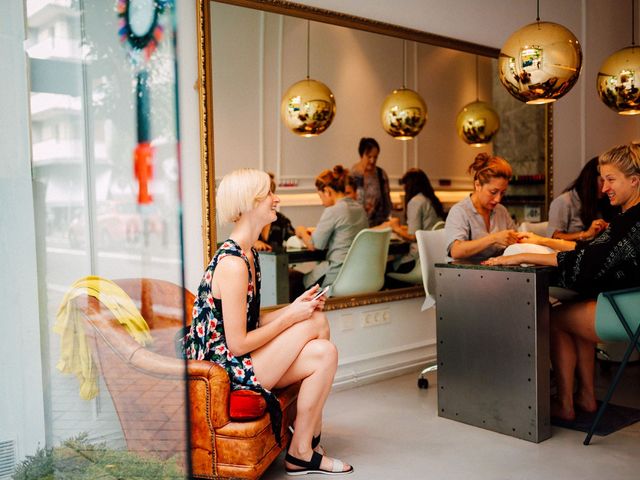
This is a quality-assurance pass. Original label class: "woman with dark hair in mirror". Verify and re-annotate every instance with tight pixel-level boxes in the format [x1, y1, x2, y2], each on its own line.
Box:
[388, 168, 445, 272]
[350, 137, 392, 227]
[253, 172, 295, 253]
[547, 156, 619, 242]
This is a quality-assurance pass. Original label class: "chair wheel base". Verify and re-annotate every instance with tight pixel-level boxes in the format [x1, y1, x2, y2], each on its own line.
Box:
[417, 377, 429, 389]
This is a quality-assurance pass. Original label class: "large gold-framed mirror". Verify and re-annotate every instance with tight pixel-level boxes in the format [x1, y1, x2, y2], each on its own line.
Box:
[196, 0, 552, 310]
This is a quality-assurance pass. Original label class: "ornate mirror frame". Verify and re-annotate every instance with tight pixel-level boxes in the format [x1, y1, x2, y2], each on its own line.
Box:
[196, 0, 553, 310]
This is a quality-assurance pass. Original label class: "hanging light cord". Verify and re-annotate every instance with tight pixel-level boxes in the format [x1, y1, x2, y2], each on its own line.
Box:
[402, 39, 407, 89]
[475, 55, 479, 101]
[306, 20, 310, 79]
[632, 0, 636, 46]
[536, 0, 540, 22]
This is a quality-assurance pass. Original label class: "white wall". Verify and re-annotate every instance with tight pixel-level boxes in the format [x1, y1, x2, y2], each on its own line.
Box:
[210, 4, 491, 188]
[0, 0, 47, 462]
[583, 0, 640, 160]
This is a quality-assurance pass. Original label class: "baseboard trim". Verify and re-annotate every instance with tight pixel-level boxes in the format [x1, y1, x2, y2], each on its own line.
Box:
[332, 344, 437, 391]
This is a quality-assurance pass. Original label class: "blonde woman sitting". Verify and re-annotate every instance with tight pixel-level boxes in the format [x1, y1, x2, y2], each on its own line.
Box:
[183, 169, 353, 475]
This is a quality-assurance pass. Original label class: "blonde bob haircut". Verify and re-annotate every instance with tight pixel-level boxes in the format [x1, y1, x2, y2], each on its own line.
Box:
[216, 169, 271, 224]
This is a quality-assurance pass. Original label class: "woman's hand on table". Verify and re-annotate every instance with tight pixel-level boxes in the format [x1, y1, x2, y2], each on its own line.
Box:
[517, 231, 544, 245]
[482, 254, 525, 266]
[295, 225, 315, 250]
[253, 239, 272, 252]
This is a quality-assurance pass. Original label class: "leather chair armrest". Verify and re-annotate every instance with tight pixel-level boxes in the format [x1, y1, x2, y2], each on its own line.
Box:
[187, 360, 231, 428]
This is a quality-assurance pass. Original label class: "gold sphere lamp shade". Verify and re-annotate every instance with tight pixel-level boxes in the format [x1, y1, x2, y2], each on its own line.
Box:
[456, 101, 500, 146]
[498, 21, 582, 104]
[380, 88, 428, 140]
[280, 78, 336, 137]
[597, 46, 640, 115]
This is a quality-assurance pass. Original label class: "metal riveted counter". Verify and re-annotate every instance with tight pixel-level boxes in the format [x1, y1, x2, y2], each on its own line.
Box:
[434, 261, 555, 443]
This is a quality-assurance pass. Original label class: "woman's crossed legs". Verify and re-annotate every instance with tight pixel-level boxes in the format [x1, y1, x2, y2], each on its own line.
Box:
[252, 311, 352, 474]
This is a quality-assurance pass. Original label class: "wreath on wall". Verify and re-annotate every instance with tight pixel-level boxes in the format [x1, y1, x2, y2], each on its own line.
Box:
[117, 0, 171, 60]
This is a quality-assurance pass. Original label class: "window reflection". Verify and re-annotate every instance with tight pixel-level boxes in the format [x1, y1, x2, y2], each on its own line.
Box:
[25, 0, 187, 476]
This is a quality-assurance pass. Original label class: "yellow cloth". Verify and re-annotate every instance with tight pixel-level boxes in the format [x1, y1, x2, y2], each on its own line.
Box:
[54, 276, 153, 400]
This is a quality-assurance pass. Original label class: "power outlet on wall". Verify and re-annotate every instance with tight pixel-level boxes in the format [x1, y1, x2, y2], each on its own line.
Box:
[361, 308, 391, 327]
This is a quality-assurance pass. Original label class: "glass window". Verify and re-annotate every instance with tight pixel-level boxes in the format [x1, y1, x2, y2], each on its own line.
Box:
[24, 1, 188, 477]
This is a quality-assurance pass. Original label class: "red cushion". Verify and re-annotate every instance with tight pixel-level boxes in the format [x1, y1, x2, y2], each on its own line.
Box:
[229, 390, 266, 420]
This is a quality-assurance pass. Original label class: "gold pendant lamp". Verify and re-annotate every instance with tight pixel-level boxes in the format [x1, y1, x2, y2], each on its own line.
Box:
[380, 40, 427, 140]
[498, 0, 582, 104]
[456, 56, 500, 146]
[280, 21, 336, 137]
[597, 0, 640, 115]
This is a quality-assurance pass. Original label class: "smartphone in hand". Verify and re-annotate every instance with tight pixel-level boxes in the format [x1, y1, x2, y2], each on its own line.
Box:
[311, 285, 330, 300]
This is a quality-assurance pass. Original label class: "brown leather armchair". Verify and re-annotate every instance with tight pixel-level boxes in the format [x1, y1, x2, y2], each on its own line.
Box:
[77, 277, 299, 479]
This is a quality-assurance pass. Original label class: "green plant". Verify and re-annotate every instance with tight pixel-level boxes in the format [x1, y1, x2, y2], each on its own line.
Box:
[13, 433, 185, 480]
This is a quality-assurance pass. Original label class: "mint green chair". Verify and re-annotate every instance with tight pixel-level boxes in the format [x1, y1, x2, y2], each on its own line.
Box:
[431, 220, 446, 231]
[329, 228, 391, 297]
[584, 286, 640, 445]
[387, 257, 423, 285]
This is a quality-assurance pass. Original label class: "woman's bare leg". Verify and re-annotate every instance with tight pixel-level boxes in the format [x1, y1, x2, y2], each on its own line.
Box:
[251, 312, 351, 472]
[278, 339, 350, 472]
[550, 324, 577, 420]
[550, 299, 599, 419]
[252, 310, 330, 389]
[574, 336, 597, 412]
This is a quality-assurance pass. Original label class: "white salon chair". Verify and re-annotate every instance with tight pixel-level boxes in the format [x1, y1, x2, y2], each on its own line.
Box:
[414, 229, 449, 388]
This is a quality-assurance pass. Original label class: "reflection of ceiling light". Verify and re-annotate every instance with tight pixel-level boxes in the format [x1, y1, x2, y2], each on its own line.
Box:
[456, 101, 500, 147]
[280, 79, 336, 136]
[381, 88, 427, 140]
[498, 1, 582, 104]
[280, 21, 336, 136]
[597, 1, 640, 115]
[380, 40, 427, 140]
[456, 56, 500, 146]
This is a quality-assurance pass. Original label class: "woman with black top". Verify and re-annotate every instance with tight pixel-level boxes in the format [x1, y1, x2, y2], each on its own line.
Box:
[484, 143, 640, 421]
[254, 173, 295, 253]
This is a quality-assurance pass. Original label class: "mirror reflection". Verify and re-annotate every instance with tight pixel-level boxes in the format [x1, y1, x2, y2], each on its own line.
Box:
[206, 1, 550, 306]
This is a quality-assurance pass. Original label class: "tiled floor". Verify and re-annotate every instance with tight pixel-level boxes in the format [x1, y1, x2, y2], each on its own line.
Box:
[262, 363, 640, 480]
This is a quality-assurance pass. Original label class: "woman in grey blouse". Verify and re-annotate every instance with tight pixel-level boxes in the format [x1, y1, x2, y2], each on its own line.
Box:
[445, 153, 518, 260]
[389, 168, 445, 271]
[547, 156, 617, 241]
[295, 166, 369, 288]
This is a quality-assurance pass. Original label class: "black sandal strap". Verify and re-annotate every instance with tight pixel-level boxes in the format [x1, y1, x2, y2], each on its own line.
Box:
[285, 451, 323, 470]
[312, 433, 321, 449]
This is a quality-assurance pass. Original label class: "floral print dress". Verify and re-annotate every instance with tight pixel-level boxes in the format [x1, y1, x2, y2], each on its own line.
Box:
[182, 239, 282, 442]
